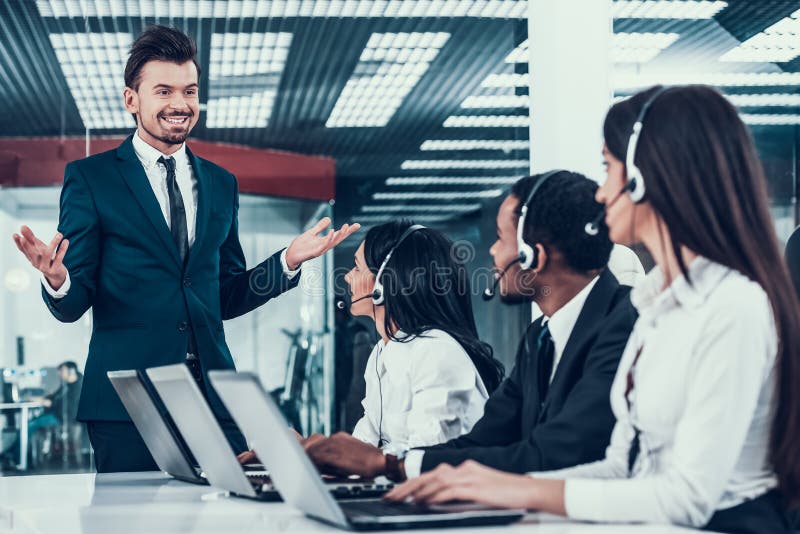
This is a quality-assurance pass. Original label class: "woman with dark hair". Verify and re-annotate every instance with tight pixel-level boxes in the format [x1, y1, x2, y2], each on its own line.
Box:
[386, 85, 800, 532]
[301, 220, 504, 478]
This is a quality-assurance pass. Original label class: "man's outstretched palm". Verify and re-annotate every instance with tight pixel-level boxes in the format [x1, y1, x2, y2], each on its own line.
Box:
[285, 217, 361, 270]
[13, 225, 69, 290]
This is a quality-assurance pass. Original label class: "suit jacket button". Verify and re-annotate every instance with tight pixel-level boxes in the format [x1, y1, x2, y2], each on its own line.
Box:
[178, 322, 188, 332]
[183, 277, 191, 287]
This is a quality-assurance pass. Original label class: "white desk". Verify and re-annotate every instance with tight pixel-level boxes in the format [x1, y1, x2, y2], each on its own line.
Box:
[0, 472, 703, 534]
[0, 401, 43, 471]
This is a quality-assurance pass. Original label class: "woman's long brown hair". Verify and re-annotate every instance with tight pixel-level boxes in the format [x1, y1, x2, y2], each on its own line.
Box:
[604, 85, 800, 504]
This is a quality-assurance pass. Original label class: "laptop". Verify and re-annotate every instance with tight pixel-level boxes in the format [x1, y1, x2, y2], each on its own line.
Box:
[107, 369, 206, 485]
[146, 364, 390, 502]
[208, 370, 526, 531]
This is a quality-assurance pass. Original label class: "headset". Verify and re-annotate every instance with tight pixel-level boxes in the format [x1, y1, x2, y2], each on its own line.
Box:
[371, 224, 426, 305]
[584, 86, 670, 236]
[624, 86, 669, 203]
[517, 169, 564, 270]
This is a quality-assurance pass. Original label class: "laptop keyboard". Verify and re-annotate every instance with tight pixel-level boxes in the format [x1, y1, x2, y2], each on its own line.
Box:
[342, 500, 444, 517]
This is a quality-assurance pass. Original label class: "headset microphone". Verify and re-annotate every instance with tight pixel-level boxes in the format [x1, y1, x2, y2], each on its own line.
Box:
[483, 257, 522, 301]
[336, 293, 377, 310]
[584, 181, 635, 236]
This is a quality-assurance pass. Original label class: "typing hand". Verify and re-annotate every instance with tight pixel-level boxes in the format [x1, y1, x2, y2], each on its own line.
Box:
[237, 450, 259, 465]
[383, 460, 551, 510]
[305, 432, 385, 478]
[12, 226, 69, 290]
[285, 217, 361, 270]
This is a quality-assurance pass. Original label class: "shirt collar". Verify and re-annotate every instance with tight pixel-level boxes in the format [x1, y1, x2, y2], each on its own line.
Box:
[545, 275, 600, 353]
[132, 130, 187, 171]
[630, 256, 733, 315]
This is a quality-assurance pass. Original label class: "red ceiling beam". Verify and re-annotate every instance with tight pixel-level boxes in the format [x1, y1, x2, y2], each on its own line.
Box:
[0, 136, 335, 202]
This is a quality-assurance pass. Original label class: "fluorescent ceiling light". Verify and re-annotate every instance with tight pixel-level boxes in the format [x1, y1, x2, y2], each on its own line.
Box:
[354, 214, 460, 223]
[461, 95, 529, 109]
[727, 93, 800, 107]
[401, 159, 528, 170]
[36, 0, 529, 18]
[374, 190, 504, 200]
[326, 32, 450, 127]
[740, 114, 800, 125]
[614, 72, 800, 89]
[443, 115, 529, 127]
[613, 0, 727, 20]
[386, 176, 520, 185]
[206, 32, 292, 128]
[421, 139, 529, 150]
[361, 204, 482, 212]
[721, 9, 800, 63]
[49, 32, 132, 130]
[481, 73, 529, 88]
[613, 32, 680, 63]
[505, 39, 528, 63]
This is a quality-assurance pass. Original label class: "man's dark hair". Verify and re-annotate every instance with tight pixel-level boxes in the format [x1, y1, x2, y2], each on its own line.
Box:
[57, 361, 79, 373]
[124, 25, 201, 91]
[510, 171, 612, 273]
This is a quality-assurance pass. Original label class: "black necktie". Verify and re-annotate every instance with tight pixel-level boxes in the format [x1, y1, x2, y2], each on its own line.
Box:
[536, 323, 555, 403]
[158, 156, 189, 265]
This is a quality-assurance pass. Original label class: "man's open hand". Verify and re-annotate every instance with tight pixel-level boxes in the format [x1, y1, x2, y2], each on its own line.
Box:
[12, 226, 69, 290]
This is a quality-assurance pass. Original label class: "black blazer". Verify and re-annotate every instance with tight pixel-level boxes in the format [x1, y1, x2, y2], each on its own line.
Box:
[42, 135, 299, 422]
[419, 269, 637, 474]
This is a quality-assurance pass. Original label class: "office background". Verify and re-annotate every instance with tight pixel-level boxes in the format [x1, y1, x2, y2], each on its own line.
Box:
[0, 0, 799, 475]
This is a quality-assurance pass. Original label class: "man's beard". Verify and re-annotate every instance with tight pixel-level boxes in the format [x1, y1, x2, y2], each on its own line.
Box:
[142, 112, 193, 145]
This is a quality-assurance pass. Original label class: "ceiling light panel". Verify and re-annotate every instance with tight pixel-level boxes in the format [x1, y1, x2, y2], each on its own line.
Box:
[49, 32, 132, 130]
[443, 115, 529, 127]
[461, 95, 529, 109]
[374, 190, 504, 200]
[720, 9, 800, 63]
[401, 159, 528, 169]
[613, 0, 728, 20]
[420, 139, 529, 150]
[740, 113, 800, 125]
[727, 93, 800, 107]
[361, 204, 482, 212]
[386, 176, 520, 185]
[326, 32, 450, 127]
[505, 39, 528, 63]
[614, 72, 800, 89]
[206, 32, 292, 128]
[481, 73, 529, 88]
[613, 32, 680, 63]
[36, 0, 529, 18]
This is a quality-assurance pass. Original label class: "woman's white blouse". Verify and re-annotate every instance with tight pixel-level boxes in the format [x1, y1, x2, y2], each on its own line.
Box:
[534, 257, 778, 528]
[351, 329, 489, 450]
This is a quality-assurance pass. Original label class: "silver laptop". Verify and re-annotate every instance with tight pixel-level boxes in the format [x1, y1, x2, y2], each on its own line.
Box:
[208, 370, 526, 531]
[107, 369, 205, 485]
[146, 364, 389, 502]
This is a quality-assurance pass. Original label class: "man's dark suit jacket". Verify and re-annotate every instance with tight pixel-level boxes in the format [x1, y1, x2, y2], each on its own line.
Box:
[41, 135, 298, 422]
[419, 269, 637, 474]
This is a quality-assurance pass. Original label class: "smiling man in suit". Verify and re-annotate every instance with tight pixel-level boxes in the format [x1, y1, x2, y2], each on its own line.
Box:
[304, 171, 637, 483]
[11, 25, 359, 473]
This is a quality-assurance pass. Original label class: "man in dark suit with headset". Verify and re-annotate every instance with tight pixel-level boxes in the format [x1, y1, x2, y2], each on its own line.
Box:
[11, 26, 359, 473]
[303, 170, 637, 483]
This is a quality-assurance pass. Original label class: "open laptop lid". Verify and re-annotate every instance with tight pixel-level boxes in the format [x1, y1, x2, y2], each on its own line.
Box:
[145, 364, 256, 498]
[107, 369, 201, 483]
[208, 370, 349, 528]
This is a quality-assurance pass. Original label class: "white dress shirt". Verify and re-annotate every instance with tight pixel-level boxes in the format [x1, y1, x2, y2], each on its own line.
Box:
[43, 131, 298, 298]
[534, 257, 778, 528]
[351, 329, 489, 452]
[404, 276, 599, 478]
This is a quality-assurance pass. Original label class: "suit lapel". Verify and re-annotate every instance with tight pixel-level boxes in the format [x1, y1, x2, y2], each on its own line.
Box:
[186, 146, 209, 271]
[115, 135, 182, 268]
[538, 270, 621, 418]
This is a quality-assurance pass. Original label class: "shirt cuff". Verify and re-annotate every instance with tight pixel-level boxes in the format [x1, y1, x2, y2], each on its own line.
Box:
[41, 270, 71, 299]
[404, 450, 425, 479]
[563, 479, 607, 521]
[280, 248, 301, 280]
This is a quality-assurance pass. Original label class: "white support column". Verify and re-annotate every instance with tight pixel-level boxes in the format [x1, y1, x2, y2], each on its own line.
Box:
[528, 0, 613, 181]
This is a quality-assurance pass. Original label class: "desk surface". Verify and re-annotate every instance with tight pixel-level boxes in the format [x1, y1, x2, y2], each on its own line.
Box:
[0, 472, 701, 534]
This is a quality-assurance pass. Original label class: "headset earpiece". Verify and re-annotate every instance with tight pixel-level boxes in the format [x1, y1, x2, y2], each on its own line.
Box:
[517, 170, 562, 271]
[625, 87, 669, 204]
[372, 224, 426, 306]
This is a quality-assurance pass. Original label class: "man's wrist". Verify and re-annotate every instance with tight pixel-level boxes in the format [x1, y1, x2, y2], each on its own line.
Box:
[45, 272, 66, 291]
[383, 452, 407, 482]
